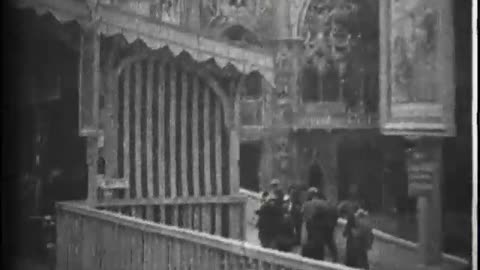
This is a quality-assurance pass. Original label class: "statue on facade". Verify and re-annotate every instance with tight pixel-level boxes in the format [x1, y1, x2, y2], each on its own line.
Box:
[300, 0, 377, 107]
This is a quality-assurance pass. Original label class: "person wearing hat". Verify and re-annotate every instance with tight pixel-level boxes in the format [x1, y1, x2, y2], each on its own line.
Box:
[274, 194, 296, 252]
[300, 187, 329, 260]
[323, 197, 339, 262]
[269, 178, 284, 205]
[255, 182, 284, 249]
[287, 185, 303, 245]
[343, 208, 374, 269]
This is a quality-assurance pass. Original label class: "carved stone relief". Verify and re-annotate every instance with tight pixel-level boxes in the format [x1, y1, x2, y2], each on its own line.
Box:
[150, 0, 182, 25]
[299, 0, 378, 107]
[274, 41, 299, 102]
[273, 135, 290, 171]
[302, 0, 360, 72]
[391, 0, 438, 103]
[202, 0, 273, 43]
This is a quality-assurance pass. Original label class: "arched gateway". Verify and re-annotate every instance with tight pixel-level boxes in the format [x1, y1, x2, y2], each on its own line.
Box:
[114, 53, 236, 200]
[98, 50, 244, 238]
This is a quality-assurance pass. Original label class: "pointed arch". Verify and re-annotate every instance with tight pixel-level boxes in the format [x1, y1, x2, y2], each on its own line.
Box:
[115, 51, 234, 129]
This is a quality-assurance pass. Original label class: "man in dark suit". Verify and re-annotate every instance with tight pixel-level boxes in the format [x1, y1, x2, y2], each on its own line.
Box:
[301, 187, 329, 260]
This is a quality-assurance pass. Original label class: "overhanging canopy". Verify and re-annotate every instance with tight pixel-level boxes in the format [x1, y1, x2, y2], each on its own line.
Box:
[14, 0, 276, 86]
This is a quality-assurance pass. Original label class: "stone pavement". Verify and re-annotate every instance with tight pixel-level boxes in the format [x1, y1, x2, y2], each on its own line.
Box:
[246, 224, 461, 270]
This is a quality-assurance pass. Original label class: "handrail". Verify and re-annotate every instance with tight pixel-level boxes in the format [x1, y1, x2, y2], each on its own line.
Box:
[94, 194, 246, 207]
[57, 201, 356, 270]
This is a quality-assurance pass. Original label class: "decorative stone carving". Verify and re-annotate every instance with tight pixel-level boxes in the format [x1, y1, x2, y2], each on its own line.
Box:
[391, 0, 438, 103]
[208, 1, 253, 28]
[302, 0, 360, 71]
[300, 0, 378, 107]
[274, 40, 302, 103]
[150, 0, 182, 25]
[273, 136, 290, 171]
[201, 0, 274, 43]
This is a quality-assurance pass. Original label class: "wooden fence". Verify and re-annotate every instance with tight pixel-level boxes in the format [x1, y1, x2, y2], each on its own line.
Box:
[95, 195, 246, 240]
[102, 53, 239, 204]
[56, 201, 356, 270]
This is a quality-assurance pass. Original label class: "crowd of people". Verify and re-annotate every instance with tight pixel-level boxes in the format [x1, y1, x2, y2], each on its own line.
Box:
[255, 179, 374, 269]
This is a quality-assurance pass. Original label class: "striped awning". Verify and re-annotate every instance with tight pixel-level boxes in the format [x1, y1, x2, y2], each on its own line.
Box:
[14, 0, 276, 86]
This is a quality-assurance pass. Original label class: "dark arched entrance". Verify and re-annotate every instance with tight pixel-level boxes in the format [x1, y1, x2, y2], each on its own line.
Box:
[308, 162, 324, 191]
[239, 142, 261, 192]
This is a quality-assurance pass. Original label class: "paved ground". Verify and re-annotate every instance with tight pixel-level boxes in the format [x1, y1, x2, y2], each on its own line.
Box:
[246, 225, 455, 270]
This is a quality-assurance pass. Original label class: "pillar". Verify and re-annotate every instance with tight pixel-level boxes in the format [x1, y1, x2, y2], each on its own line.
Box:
[323, 133, 339, 203]
[78, 25, 101, 203]
[259, 37, 303, 190]
[271, 0, 290, 39]
[406, 137, 443, 265]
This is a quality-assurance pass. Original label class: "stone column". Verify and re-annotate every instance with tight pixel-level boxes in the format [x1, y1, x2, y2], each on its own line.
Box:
[323, 134, 339, 203]
[79, 25, 101, 203]
[406, 137, 443, 265]
[259, 38, 303, 190]
[271, 0, 290, 39]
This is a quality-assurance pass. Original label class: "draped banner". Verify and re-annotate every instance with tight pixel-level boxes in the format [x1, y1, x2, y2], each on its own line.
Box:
[379, 0, 455, 137]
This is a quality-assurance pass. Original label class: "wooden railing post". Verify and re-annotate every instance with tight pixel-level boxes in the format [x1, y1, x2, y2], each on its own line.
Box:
[229, 79, 243, 239]
[78, 24, 101, 203]
[78, 25, 101, 137]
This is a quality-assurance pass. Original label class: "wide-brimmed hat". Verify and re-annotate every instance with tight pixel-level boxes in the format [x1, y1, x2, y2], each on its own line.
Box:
[307, 187, 318, 194]
[354, 208, 369, 218]
[270, 179, 280, 186]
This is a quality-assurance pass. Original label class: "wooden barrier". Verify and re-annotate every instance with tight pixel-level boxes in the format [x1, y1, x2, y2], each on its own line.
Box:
[95, 195, 246, 241]
[56, 201, 356, 270]
[105, 55, 240, 239]
[114, 55, 235, 203]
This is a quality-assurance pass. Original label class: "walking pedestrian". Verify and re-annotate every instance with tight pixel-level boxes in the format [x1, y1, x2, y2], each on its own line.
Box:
[256, 191, 284, 249]
[288, 185, 303, 245]
[323, 199, 339, 262]
[300, 187, 329, 260]
[343, 209, 374, 269]
[269, 178, 284, 205]
[275, 195, 296, 252]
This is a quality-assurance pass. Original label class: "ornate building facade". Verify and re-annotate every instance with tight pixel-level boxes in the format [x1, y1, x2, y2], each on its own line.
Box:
[13, 0, 458, 266]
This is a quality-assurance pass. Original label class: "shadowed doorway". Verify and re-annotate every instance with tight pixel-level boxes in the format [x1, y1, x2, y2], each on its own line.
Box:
[308, 162, 324, 192]
[240, 142, 261, 192]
